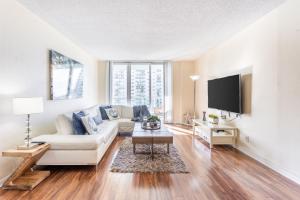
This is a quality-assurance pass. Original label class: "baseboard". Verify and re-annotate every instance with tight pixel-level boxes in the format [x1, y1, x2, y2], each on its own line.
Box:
[237, 147, 300, 185]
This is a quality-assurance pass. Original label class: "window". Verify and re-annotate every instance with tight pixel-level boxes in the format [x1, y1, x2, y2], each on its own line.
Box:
[109, 62, 166, 116]
[110, 64, 127, 105]
[131, 64, 150, 106]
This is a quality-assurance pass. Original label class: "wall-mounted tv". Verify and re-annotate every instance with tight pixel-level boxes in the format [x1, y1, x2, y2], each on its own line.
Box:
[208, 74, 242, 114]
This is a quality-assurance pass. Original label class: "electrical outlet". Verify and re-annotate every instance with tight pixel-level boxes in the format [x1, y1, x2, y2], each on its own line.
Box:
[245, 136, 250, 143]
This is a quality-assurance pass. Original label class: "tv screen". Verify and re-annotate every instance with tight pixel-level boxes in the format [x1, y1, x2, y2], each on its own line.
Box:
[208, 74, 242, 113]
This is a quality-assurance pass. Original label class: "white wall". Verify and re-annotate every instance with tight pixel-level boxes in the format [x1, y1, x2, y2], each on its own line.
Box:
[172, 61, 196, 124]
[195, 0, 300, 184]
[98, 61, 109, 104]
[0, 0, 104, 181]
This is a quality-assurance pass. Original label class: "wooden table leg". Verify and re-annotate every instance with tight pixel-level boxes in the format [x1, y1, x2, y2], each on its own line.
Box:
[209, 130, 213, 149]
[133, 144, 136, 154]
[151, 143, 154, 160]
[167, 144, 169, 154]
[233, 129, 237, 148]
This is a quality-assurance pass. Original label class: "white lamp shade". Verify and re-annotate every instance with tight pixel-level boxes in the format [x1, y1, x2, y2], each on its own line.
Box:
[13, 97, 44, 115]
[190, 75, 200, 81]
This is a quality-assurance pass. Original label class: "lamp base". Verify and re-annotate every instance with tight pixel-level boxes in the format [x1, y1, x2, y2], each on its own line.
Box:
[17, 143, 39, 150]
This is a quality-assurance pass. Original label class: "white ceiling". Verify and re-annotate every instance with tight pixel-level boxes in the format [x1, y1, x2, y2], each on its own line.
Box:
[17, 0, 284, 60]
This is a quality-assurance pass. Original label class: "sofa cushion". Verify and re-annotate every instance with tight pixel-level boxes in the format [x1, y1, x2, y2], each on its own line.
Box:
[118, 118, 135, 127]
[32, 134, 104, 150]
[97, 120, 118, 142]
[117, 118, 135, 133]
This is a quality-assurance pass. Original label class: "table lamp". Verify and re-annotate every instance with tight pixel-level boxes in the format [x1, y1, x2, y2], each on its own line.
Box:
[13, 97, 44, 149]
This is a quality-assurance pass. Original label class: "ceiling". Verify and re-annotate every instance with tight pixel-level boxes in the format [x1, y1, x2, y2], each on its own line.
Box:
[17, 0, 284, 60]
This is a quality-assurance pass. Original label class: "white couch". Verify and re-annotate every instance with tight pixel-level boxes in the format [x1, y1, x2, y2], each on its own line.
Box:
[33, 105, 135, 166]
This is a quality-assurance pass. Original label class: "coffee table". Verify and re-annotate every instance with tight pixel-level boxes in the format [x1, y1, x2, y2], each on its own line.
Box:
[132, 124, 173, 159]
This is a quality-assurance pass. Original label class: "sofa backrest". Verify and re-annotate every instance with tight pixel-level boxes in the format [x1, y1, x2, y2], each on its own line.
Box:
[55, 105, 100, 135]
[56, 105, 134, 135]
[121, 105, 134, 119]
[112, 105, 134, 119]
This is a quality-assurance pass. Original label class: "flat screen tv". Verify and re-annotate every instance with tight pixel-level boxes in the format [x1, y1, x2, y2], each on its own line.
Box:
[208, 74, 242, 113]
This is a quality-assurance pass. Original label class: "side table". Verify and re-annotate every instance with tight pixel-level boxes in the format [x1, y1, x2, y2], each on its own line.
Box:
[2, 143, 50, 190]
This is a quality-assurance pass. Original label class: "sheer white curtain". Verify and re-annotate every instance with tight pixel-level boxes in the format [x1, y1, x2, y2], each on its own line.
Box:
[164, 62, 173, 123]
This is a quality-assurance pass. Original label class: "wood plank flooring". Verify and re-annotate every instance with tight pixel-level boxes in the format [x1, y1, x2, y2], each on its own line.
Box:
[1, 129, 300, 200]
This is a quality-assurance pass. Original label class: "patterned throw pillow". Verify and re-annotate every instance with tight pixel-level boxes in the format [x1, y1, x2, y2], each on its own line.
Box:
[83, 106, 103, 125]
[72, 111, 86, 135]
[105, 108, 120, 120]
[81, 116, 99, 135]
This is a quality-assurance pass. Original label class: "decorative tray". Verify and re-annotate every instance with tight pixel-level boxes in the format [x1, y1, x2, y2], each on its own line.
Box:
[141, 121, 161, 130]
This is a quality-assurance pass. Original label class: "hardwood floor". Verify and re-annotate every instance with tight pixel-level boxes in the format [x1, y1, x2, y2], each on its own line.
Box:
[1, 129, 300, 200]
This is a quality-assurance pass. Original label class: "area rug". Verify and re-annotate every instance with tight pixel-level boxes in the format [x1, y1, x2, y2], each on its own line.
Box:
[110, 138, 189, 173]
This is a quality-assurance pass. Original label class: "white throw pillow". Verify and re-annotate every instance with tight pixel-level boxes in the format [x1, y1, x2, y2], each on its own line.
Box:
[81, 116, 99, 135]
[105, 108, 120, 120]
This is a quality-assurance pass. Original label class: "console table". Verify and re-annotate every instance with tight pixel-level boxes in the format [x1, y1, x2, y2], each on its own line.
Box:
[192, 119, 238, 148]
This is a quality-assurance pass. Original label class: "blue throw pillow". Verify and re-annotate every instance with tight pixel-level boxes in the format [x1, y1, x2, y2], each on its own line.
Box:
[99, 105, 112, 120]
[72, 111, 86, 135]
[93, 114, 103, 125]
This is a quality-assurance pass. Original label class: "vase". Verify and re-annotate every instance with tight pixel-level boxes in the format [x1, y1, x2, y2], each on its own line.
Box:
[202, 111, 207, 122]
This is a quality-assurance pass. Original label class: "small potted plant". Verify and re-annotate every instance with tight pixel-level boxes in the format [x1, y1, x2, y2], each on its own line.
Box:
[147, 115, 161, 128]
[208, 114, 219, 124]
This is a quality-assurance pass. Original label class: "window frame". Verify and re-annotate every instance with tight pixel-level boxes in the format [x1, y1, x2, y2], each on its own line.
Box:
[109, 61, 167, 108]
